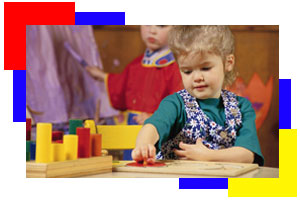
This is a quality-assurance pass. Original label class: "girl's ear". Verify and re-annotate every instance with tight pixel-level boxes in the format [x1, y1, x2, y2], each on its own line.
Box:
[225, 54, 235, 72]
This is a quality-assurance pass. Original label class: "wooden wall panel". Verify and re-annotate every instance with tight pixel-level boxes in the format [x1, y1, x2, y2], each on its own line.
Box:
[232, 27, 279, 168]
[93, 25, 279, 168]
[93, 26, 144, 73]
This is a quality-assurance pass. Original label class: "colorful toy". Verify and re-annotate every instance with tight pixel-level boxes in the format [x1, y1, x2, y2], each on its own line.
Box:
[26, 120, 112, 178]
[84, 120, 96, 134]
[69, 119, 83, 134]
[126, 161, 166, 167]
[26, 118, 31, 141]
[30, 142, 36, 160]
[91, 134, 102, 156]
[52, 143, 65, 162]
[76, 127, 91, 158]
[26, 141, 31, 161]
[64, 135, 78, 160]
[97, 125, 141, 150]
[52, 131, 64, 142]
[35, 123, 52, 163]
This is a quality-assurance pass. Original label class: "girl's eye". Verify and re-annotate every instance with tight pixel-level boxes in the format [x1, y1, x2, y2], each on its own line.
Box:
[183, 70, 192, 75]
[202, 67, 211, 71]
[157, 25, 167, 28]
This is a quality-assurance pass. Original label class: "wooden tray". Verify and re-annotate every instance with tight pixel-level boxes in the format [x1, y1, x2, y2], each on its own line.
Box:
[27, 156, 112, 178]
[113, 160, 259, 177]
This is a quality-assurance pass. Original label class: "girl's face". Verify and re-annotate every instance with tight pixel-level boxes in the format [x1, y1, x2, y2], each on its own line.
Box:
[178, 52, 234, 99]
[140, 25, 172, 52]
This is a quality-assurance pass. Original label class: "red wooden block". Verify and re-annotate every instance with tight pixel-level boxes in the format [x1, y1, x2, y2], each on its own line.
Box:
[26, 118, 31, 141]
[77, 127, 91, 158]
[52, 131, 64, 141]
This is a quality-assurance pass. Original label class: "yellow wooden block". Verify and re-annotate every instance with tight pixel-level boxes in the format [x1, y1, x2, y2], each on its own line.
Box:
[36, 123, 52, 163]
[51, 143, 65, 162]
[64, 135, 78, 160]
[97, 125, 142, 149]
[84, 120, 96, 134]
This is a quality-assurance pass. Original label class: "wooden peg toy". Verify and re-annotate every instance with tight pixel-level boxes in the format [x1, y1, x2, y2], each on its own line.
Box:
[91, 134, 102, 156]
[26, 118, 31, 141]
[69, 119, 83, 135]
[84, 120, 96, 134]
[52, 131, 64, 142]
[36, 123, 52, 163]
[77, 127, 91, 158]
[64, 135, 78, 160]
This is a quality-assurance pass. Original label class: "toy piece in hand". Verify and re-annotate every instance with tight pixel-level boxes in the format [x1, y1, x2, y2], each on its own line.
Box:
[126, 161, 166, 167]
[64, 41, 88, 68]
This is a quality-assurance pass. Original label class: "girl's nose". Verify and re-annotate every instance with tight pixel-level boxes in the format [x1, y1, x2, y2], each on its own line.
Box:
[194, 70, 204, 82]
[149, 25, 157, 34]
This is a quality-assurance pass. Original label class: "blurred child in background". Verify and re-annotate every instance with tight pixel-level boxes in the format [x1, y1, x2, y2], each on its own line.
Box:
[85, 25, 183, 125]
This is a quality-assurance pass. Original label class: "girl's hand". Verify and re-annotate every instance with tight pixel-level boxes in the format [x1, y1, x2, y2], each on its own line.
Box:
[132, 112, 152, 125]
[132, 144, 156, 164]
[173, 138, 214, 161]
[85, 66, 105, 81]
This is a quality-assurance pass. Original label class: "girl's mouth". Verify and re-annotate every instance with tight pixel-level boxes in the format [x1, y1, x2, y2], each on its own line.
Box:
[148, 37, 156, 43]
[194, 85, 208, 91]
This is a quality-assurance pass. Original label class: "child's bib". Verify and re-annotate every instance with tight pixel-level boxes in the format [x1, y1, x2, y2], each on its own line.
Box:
[142, 46, 175, 68]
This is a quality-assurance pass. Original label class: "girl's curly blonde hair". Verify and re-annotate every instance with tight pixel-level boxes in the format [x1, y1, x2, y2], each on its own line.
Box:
[168, 25, 237, 86]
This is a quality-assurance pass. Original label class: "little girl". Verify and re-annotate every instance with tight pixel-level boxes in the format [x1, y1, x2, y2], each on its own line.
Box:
[132, 26, 264, 166]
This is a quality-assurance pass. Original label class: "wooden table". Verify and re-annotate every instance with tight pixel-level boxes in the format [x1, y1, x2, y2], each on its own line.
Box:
[83, 166, 279, 178]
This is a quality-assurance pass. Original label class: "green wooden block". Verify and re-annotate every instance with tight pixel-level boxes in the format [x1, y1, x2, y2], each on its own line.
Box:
[26, 152, 31, 161]
[26, 141, 31, 152]
[69, 119, 83, 134]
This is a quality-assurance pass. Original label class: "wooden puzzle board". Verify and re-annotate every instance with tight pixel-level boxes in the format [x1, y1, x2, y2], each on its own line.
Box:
[27, 156, 112, 178]
[113, 160, 259, 177]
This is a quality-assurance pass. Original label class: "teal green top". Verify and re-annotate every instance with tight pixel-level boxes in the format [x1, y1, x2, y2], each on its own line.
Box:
[145, 92, 264, 166]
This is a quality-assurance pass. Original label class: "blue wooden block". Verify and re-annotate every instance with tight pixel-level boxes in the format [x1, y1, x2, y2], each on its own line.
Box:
[30, 141, 36, 160]
[123, 149, 133, 160]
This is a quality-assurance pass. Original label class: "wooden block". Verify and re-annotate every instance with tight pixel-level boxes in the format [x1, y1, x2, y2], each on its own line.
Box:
[30, 142, 36, 160]
[64, 135, 78, 160]
[114, 160, 259, 177]
[77, 127, 91, 158]
[51, 143, 65, 162]
[84, 120, 96, 134]
[91, 134, 102, 156]
[97, 125, 142, 149]
[27, 155, 112, 178]
[52, 131, 64, 142]
[69, 119, 83, 135]
[36, 123, 52, 163]
[26, 118, 31, 141]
